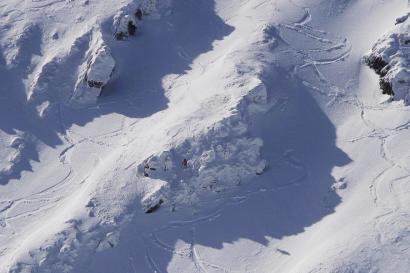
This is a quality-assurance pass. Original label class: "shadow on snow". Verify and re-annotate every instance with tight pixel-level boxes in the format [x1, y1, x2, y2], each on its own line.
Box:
[0, 0, 233, 185]
[1, 0, 352, 271]
[78, 59, 352, 273]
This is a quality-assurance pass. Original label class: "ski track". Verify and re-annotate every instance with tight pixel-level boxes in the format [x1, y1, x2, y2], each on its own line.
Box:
[0, 91, 129, 245]
[137, 2, 408, 270]
[1, 0, 409, 271]
[142, 148, 308, 271]
[278, 1, 410, 260]
[0, 103, 79, 234]
[145, 249, 163, 273]
[0, 167, 73, 233]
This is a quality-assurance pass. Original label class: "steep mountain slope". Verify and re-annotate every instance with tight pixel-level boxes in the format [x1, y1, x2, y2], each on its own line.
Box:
[0, 0, 409, 272]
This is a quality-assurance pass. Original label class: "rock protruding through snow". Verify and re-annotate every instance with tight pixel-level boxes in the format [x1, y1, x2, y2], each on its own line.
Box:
[113, 9, 140, 40]
[366, 14, 410, 104]
[71, 32, 115, 106]
[113, 0, 171, 40]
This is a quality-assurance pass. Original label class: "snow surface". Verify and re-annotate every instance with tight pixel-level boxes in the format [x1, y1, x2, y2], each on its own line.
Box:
[0, 0, 410, 272]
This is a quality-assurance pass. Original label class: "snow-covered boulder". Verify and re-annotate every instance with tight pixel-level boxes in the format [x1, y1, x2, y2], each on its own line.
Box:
[71, 33, 115, 106]
[84, 46, 115, 90]
[139, 178, 169, 213]
[112, 0, 168, 40]
[365, 14, 410, 104]
[113, 11, 139, 40]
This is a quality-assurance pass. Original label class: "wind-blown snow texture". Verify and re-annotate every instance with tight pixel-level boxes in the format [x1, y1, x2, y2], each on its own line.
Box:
[0, 0, 409, 272]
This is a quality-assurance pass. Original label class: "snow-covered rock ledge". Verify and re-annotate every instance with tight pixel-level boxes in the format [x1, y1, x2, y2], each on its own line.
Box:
[70, 31, 115, 106]
[137, 79, 271, 212]
[69, 0, 172, 106]
[365, 13, 410, 104]
[113, 0, 171, 40]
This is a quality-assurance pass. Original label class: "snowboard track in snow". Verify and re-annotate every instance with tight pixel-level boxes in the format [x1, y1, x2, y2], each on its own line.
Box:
[141, 149, 310, 272]
[277, 1, 410, 261]
[1, 0, 409, 272]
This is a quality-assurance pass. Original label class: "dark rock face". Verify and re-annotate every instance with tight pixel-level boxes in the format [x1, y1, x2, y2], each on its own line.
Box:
[114, 32, 126, 40]
[145, 199, 164, 214]
[135, 8, 143, 20]
[113, 6, 148, 40]
[366, 55, 388, 76]
[379, 78, 394, 95]
[87, 80, 104, 89]
[114, 20, 137, 40]
[365, 55, 394, 96]
[127, 21, 137, 36]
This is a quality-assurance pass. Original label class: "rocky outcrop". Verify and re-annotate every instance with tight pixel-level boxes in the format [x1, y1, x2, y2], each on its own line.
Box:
[71, 32, 115, 105]
[113, 12, 139, 40]
[112, 0, 171, 40]
[84, 46, 115, 90]
[365, 14, 410, 104]
[365, 55, 393, 96]
[136, 80, 271, 211]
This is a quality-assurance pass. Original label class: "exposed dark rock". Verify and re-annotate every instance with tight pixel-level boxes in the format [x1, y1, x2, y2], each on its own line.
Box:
[145, 199, 164, 214]
[395, 13, 410, 25]
[135, 8, 143, 20]
[87, 80, 104, 89]
[365, 55, 394, 96]
[379, 78, 394, 95]
[114, 32, 126, 40]
[366, 55, 389, 76]
[127, 21, 137, 36]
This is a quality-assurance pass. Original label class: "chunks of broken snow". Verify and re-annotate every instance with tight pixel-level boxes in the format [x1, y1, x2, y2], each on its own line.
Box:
[96, 232, 120, 252]
[71, 34, 115, 106]
[138, 115, 267, 209]
[365, 14, 410, 104]
[133, 79, 273, 212]
[244, 79, 270, 114]
[139, 178, 169, 213]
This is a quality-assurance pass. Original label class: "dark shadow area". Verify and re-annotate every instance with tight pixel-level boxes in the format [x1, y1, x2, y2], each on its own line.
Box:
[61, 0, 234, 126]
[0, 0, 233, 184]
[0, 45, 62, 184]
[76, 65, 352, 273]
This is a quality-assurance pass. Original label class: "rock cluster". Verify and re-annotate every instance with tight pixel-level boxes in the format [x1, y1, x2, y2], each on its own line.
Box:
[366, 14, 410, 104]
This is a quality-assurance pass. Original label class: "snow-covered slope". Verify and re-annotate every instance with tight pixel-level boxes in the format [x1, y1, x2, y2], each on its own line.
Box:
[0, 0, 409, 272]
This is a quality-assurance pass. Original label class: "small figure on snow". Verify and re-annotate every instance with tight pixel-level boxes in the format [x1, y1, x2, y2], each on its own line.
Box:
[181, 158, 188, 168]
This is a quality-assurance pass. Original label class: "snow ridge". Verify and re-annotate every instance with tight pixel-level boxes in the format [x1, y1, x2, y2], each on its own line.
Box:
[1, 0, 410, 272]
